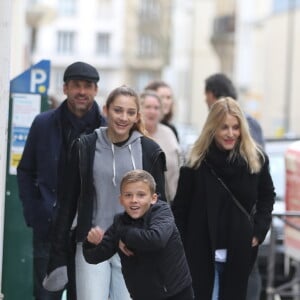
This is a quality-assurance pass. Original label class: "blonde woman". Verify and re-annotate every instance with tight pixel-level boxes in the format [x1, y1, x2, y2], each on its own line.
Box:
[172, 97, 275, 300]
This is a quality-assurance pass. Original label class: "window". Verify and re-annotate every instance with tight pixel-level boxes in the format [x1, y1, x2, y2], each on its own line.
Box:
[138, 35, 159, 58]
[139, 0, 160, 20]
[28, 0, 38, 5]
[57, 31, 75, 54]
[135, 72, 154, 92]
[58, 0, 77, 16]
[96, 33, 110, 56]
[213, 15, 235, 35]
[273, 0, 300, 13]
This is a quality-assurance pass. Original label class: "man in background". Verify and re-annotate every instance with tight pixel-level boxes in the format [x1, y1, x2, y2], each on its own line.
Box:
[205, 73, 264, 149]
[17, 61, 106, 300]
[204, 72, 265, 300]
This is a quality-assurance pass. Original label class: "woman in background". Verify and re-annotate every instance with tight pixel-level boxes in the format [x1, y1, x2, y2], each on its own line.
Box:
[140, 90, 182, 202]
[144, 80, 179, 141]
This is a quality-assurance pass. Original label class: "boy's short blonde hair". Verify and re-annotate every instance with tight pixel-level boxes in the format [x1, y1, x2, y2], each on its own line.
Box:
[120, 170, 156, 194]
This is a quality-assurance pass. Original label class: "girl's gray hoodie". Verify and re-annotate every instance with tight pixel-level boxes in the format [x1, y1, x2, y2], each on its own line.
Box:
[93, 127, 143, 230]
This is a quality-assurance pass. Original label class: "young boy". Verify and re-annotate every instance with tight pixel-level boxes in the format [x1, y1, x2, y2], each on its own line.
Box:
[83, 169, 194, 300]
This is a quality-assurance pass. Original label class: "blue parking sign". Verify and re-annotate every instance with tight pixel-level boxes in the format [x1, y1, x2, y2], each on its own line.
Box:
[10, 60, 50, 95]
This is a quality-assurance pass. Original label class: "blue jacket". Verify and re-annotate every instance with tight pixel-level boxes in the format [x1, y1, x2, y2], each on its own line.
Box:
[17, 100, 106, 240]
[246, 114, 265, 149]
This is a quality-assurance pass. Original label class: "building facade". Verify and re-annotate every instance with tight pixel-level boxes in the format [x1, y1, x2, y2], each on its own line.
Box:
[164, 0, 219, 131]
[29, 0, 172, 103]
[213, 0, 300, 138]
[11, 0, 300, 137]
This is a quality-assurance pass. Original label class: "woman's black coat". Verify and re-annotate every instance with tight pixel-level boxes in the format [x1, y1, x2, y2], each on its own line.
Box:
[172, 153, 275, 300]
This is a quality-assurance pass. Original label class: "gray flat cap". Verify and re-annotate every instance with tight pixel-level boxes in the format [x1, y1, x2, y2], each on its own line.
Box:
[63, 61, 100, 83]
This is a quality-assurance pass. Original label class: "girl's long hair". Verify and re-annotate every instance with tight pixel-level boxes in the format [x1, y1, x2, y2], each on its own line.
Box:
[188, 97, 264, 173]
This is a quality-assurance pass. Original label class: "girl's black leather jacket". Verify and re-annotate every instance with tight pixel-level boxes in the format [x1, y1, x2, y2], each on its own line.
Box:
[47, 131, 166, 273]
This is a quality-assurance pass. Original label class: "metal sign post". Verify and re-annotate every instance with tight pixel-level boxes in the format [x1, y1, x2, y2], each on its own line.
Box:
[0, 1, 12, 299]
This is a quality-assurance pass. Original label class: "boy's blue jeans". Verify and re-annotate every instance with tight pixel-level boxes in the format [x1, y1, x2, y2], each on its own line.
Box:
[211, 262, 225, 300]
[76, 243, 131, 300]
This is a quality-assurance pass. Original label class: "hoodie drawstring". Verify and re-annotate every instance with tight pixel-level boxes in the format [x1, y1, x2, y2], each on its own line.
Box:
[111, 144, 137, 187]
[111, 144, 117, 186]
[128, 144, 136, 170]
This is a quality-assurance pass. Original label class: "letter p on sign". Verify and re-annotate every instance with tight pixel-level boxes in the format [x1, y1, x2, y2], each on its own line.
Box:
[30, 68, 47, 94]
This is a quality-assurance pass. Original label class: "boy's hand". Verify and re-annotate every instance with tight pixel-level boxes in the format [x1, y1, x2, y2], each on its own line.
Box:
[252, 236, 259, 247]
[119, 240, 134, 257]
[87, 226, 104, 245]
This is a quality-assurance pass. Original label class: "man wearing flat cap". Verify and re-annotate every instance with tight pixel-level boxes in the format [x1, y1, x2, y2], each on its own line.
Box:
[17, 61, 106, 300]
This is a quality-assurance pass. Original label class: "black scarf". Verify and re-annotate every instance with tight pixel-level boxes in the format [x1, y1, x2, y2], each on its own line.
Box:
[206, 141, 256, 217]
[205, 141, 248, 188]
[58, 101, 101, 197]
[205, 142, 249, 249]
[61, 101, 100, 151]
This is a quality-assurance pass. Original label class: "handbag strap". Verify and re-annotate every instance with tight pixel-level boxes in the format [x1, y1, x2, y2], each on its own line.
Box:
[204, 159, 253, 222]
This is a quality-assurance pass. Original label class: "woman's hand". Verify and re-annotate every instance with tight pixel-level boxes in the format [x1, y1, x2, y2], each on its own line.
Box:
[87, 226, 104, 245]
[252, 236, 259, 247]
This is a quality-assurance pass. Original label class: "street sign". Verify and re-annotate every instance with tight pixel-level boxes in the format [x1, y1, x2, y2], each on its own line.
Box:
[2, 60, 51, 300]
[10, 60, 50, 95]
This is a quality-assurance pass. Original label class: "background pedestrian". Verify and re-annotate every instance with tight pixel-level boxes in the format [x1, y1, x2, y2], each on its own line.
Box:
[144, 80, 179, 141]
[140, 90, 181, 202]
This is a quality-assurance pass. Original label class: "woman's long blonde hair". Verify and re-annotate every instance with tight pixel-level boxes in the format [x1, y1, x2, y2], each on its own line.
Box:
[188, 97, 264, 173]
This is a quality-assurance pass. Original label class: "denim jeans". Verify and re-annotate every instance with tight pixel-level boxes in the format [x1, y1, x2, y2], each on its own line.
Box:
[211, 262, 225, 300]
[76, 243, 131, 300]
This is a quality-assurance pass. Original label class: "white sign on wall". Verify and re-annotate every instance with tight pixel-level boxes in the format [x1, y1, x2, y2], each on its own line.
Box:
[9, 93, 41, 175]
